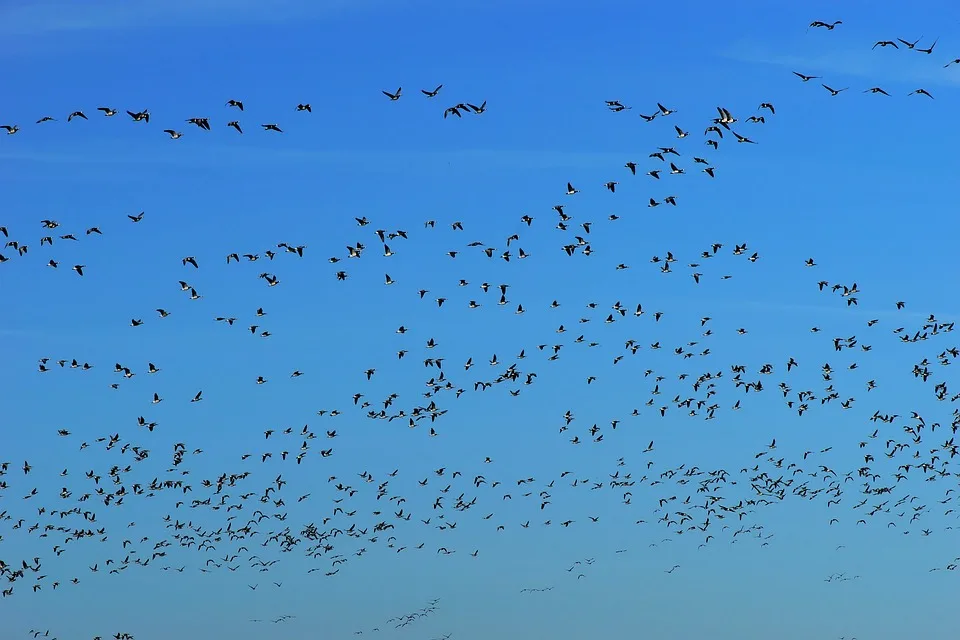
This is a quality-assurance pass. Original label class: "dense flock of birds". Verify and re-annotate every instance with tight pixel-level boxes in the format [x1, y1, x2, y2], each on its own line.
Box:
[2, 18, 960, 640]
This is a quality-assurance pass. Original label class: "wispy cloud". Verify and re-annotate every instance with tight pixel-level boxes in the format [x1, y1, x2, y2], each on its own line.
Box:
[0, 144, 636, 172]
[738, 300, 958, 324]
[721, 39, 960, 88]
[0, 328, 41, 338]
[0, 0, 389, 37]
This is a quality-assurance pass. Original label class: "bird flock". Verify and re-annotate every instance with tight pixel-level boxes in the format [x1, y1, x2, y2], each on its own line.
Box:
[0, 85, 486, 140]
[2, 16, 960, 640]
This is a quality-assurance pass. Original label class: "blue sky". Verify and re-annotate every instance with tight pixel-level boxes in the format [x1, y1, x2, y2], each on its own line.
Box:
[2, 1, 960, 638]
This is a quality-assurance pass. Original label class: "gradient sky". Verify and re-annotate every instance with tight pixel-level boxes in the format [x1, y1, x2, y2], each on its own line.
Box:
[2, 1, 960, 639]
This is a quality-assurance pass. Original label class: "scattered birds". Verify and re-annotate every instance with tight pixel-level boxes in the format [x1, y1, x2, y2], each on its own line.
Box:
[3, 16, 960, 640]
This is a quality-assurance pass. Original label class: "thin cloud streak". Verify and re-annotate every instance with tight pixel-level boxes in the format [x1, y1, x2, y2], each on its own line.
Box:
[0, 328, 43, 338]
[0, 145, 635, 172]
[0, 0, 393, 37]
[721, 40, 960, 88]
[740, 300, 957, 323]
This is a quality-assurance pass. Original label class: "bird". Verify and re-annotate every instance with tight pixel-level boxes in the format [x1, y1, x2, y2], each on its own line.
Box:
[809, 20, 842, 30]
[916, 37, 938, 54]
[656, 103, 676, 116]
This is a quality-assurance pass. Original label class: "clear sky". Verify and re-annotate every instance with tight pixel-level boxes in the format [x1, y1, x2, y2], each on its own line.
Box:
[2, 1, 960, 639]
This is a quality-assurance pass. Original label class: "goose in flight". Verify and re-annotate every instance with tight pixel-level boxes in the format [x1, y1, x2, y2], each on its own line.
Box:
[808, 20, 842, 30]
[383, 87, 402, 100]
[916, 37, 938, 54]
[421, 85, 443, 97]
[656, 102, 676, 116]
[444, 105, 467, 118]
